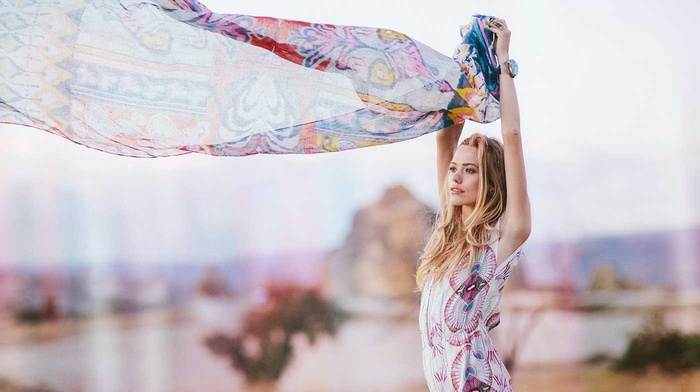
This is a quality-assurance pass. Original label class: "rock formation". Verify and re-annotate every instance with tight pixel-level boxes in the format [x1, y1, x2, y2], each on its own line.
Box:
[326, 185, 436, 301]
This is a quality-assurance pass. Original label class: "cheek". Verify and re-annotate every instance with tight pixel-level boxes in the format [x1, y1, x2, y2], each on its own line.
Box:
[466, 176, 480, 193]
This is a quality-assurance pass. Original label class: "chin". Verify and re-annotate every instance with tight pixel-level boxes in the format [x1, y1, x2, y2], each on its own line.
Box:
[448, 196, 477, 209]
[448, 198, 467, 207]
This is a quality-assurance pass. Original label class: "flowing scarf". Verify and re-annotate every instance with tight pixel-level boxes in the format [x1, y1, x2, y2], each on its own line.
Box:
[0, 0, 500, 157]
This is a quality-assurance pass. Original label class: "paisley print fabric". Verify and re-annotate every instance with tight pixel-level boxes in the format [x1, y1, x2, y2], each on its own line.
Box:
[0, 0, 501, 157]
[419, 232, 526, 392]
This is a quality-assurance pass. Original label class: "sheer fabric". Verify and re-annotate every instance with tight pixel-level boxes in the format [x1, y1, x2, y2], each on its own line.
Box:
[0, 0, 501, 157]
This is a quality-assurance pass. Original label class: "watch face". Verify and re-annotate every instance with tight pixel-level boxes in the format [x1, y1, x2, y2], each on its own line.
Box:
[507, 59, 519, 77]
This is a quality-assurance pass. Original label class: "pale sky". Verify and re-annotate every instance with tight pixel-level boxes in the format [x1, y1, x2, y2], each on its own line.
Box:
[1, 0, 698, 265]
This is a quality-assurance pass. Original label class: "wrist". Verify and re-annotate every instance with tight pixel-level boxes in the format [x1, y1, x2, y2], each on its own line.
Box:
[499, 58, 518, 78]
[499, 64, 511, 76]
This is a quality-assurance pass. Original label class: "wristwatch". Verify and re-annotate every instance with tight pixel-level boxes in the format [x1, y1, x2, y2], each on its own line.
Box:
[501, 59, 518, 78]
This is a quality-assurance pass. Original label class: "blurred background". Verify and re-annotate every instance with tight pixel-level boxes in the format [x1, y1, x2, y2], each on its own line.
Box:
[1, 0, 699, 391]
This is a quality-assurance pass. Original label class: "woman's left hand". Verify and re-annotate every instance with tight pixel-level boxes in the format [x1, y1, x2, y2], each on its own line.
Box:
[487, 17, 511, 61]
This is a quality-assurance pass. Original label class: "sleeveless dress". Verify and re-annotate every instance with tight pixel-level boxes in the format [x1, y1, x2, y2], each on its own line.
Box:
[419, 232, 525, 392]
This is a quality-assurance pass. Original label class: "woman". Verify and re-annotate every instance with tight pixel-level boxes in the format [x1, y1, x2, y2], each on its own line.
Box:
[416, 18, 531, 392]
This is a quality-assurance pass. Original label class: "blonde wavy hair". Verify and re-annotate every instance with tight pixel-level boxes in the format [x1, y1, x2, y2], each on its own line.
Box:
[415, 133, 507, 291]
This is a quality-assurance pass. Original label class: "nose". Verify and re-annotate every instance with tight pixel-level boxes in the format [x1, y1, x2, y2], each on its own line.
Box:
[451, 171, 462, 184]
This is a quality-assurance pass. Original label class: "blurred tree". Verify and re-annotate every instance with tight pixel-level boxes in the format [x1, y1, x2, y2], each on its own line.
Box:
[204, 284, 350, 391]
[196, 267, 232, 298]
[15, 293, 59, 324]
[42, 295, 58, 320]
[0, 378, 55, 392]
[614, 309, 700, 373]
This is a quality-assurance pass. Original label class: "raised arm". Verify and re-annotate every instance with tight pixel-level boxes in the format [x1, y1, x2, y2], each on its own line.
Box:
[488, 18, 531, 261]
[435, 122, 464, 201]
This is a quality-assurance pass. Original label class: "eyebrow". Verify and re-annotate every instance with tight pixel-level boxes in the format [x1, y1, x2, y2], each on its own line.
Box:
[450, 162, 478, 168]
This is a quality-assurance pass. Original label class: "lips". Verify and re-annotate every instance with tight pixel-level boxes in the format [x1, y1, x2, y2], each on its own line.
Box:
[450, 187, 464, 194]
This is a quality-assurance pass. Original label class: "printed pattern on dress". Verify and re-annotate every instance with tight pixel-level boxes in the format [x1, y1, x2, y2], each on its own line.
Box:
[420, 238, 526, 392]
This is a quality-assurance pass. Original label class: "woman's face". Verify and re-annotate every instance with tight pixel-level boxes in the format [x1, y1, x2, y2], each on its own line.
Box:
[448, 145, 480, 208]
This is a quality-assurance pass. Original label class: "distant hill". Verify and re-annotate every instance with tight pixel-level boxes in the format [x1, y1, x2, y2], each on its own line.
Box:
[525, 227, 700, 290]
[3, 253, 327, 317]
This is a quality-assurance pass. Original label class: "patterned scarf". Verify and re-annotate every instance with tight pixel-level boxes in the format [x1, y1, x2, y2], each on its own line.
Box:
[0, 0, 500, 157]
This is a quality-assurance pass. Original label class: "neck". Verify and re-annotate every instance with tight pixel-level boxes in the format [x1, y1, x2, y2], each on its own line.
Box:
[461, 205, 475, 221]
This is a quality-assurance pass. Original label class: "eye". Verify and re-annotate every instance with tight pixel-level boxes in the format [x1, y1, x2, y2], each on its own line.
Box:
[466, 168, 476, 174]
[449, 166, 457, 173]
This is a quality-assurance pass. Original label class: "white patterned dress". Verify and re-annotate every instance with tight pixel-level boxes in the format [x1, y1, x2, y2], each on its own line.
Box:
[419, 234, 525, 392]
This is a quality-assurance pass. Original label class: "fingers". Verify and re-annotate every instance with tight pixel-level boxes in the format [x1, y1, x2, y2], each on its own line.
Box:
[486, 26, 502, 35]
[486, 17, 511, 58]
[487, 18, 509, 34]
[489, 20, 505, 31]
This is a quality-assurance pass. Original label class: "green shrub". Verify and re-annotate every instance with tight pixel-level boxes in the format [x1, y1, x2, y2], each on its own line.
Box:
[15, 309, 47, 324]
[614, 310, 700, 373]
